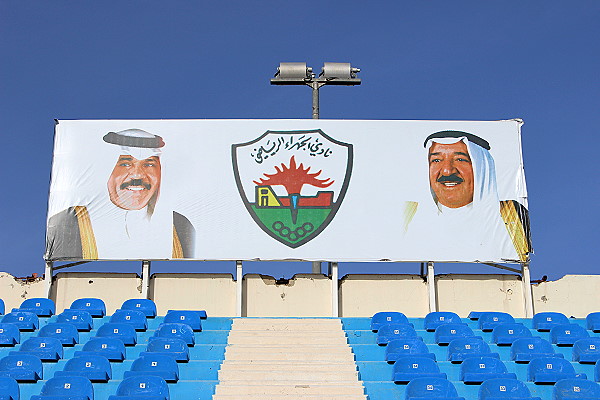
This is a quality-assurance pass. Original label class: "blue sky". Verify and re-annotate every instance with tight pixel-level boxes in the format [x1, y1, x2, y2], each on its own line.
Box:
[0, 2, 598, 280]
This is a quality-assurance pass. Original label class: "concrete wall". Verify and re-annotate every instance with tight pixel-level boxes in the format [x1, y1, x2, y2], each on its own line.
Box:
[0, 272, 47, 311]
[532, 275, 600, 318]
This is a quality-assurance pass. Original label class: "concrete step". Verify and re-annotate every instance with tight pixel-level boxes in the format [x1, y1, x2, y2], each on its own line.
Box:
[222, 352, 355, 362]
[218, 369, 360, 381]
[226, 335, 348, 345]
[219, 362, 358, 372]
[213, 394, 368, 400]
[213, 382, 366, 396]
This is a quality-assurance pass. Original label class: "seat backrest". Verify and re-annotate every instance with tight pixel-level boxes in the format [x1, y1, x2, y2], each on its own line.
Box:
[0, 354, 43, 378]
[18, 337, 63, 359]
[18, 298, 55, 316]
[550, 324, 589, 344]
[479, 378, 533, 400]
[0, 299, 4, 315]
[39, 376, 93, 400]
[424, 312, 462, 331]
[533, 312, 569, 331]
[38, 323, 79, 345]
[492, 323, 532, 345]
[63, 354, 112, 378]
[371, 312, 409, 331]
[81, 337, 126, 359]
[121, 299, 157, 318]
[95, 323, 137, 345]
[572, 338, 600, 362]
[405, 377, 459, 399]
[377, 323, 418, 342]
[115, 375, 169, 399]
[394, 356, 441, 375]
[511, 337, 556, 360]
[57, 310, 93, 331]
[478, 312, 515, 331]
[527, 357, 576, 381]
[460, 356, 508, 380]
[386, 338, 431, 358]
[146, 337, 189, 355]
[1, 312, 39, 331]
[553, 378, 600, 400]
[0, 376, 19, 400]
[164, 311, 202, 331]
[110, 310, 148, 330]
[154, 323, 194, 345]
[0, 323, 20, 344]
[448, 338, 492, 360]
[586, 312, 600, 331]
[130, 354, 178, 374]
[435, 323, 475, 344]
[70, 298, 106, 317]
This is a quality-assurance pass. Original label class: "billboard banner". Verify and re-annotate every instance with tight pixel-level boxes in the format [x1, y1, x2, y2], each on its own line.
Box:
[46, 119, 531, 263]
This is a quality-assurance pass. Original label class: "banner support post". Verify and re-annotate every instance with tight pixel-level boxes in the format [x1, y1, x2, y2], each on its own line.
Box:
[44, 261, 53, 299]
[330, 262, 339, 317]
[141, 260, 151, 299]
[236, 261, 243, 317]
[427, 261, 437, 312]
[522, 261, 534, 318]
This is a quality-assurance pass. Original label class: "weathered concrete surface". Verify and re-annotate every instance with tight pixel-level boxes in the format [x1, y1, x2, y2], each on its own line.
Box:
[0, 272, 46, 311]
[532, 274, 600, 317]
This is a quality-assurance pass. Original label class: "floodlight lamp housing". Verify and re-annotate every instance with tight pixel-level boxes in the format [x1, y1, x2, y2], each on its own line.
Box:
[319, 62, 361, 85]
[271, 62, 313, 85]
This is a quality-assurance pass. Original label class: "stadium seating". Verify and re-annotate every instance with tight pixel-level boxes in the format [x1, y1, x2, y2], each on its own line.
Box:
[163, 310, 202, 332]
[585, 312, 600, 332]
[392, 356, 447, 383]
[492, 323, 532, 345]
[478, 378, 542, 400]
[124, 354, 179, 382]
[74, 338, 126, 362]
[0, 300, 4, 316]
[108, 376, 169, 400]
[434, 323, 478, 345]
[70, 298, 106, 318]
[0, 324, 20, 346]
[386, 338, 436, 362]
[527, 357, 586, 383]
[550, 324, 590, 346]
[56, 310, 93, 331]
[376, 323, 418, 345]
[38, 322, 79, 346]
[0, 354, 43, 382]
[468, 311, 485, 320]
[95, 323, 137, 346]
[153, 323, 195, 346]
[140, 338, 190, 362]
[511, 337, 564, 362]
[10, 337, 63, 361]
[572, 338, 600, 363]
[533, 312, 570, 331]
[13, 298, 55, 317]
[478, 312, 515, 331]
[109, 310, 148, 331]
[54, 354, 112, 382]
[120, 299, 157, 318]
[404, 377, 465, 400]
[424, 312, 463, 332]
[459, 356, 517, 383]
[447, 337, 499, 362]
[371, 312, 410, 331]
[552, 378, 600, 400]
[30, 376, 93, 400]
[0, 376, 19, 400]
[595, 360, 600, 382]
[1, 312, 39, 331]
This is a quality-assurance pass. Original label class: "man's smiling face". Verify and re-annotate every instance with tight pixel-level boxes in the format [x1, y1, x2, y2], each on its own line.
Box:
[107, 155, 161, 210]
[428, 140, 474, 208]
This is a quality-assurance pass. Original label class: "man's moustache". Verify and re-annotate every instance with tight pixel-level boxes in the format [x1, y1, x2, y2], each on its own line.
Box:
[120, 179, 151, 190]
[437, 174, 464, 184]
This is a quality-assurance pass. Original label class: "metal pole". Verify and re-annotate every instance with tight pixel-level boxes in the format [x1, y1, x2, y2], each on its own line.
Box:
[522, 262, 534, 318]
[427, 261, 437, 312]
[236, 260, 243, 317]
[44, 261, 53, 299]
[311, 82, 319, 119]
[141, 260, 151, 299]
[331, 262, 339, 317]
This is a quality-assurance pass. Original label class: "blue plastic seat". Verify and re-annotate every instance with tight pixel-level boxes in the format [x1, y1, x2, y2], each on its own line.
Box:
[1, 312, 39, 331]
[459, 356, 517, 383]
[425, 312, 463, 332]
[511, 337, 563, 363]
[553, 378, 600, 400]
[371, 312, 410, 332]
[0, 299, 4, 316]
[153, 323, 194, 346]
[74, 338, 126, 362]
[479, 312, 515, 332]
[95, 323, 137, 346]
[121, 299, 157, 318]
[468, 311, 485, 320]
[70, 299, 106, 318]
[595, 360, 600, 382]
[56, 310, 93, 331]
[447, 337, 499, 363]
[124, 354, 179, 382]
[0, 324, 20, 346]
[108, 376, 169, 400]
[492, 323, 532, 345]
[140, 338, 190, 362]
[163, 311, 202, 332]
[527, 357, 586, 383]
[573, 338, 600, 363]
[0, 354, 43, 382]
[404, 377, 465, 400]
[14, 298, 55, 317]
[0, 376, 19, 400]
[10, 337, 63, 361]
[550, 324, 590, 346]
[110, 310, 148, 331]
[393, 357, 447, 383]
[55, 355, 112, 382]
[38, 323, 79, 346]
[377, 323, 419, 345]
[533, 312, 569, 331]
[386, 338, 436, 363]
[30, 376, 93, 400]
[479, 378, 542, 400]
[586, 312, 600, 333]
[435, 323, 478, 345]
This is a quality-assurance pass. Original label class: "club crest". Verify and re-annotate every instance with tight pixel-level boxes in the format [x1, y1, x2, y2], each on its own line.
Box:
[232, 129, 353, 248]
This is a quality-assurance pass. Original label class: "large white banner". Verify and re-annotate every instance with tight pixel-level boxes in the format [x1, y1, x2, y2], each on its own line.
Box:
[46, 119, 531, 263]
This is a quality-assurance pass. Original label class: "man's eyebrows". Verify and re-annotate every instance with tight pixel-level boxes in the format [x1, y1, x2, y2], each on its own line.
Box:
[118, 156, 133, 161]
[454, 151, 471, 158]
[428, 152, 441, 157]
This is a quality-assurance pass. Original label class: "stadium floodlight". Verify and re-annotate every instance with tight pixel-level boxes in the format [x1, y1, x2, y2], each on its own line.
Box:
[271, 62, 361, 119]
